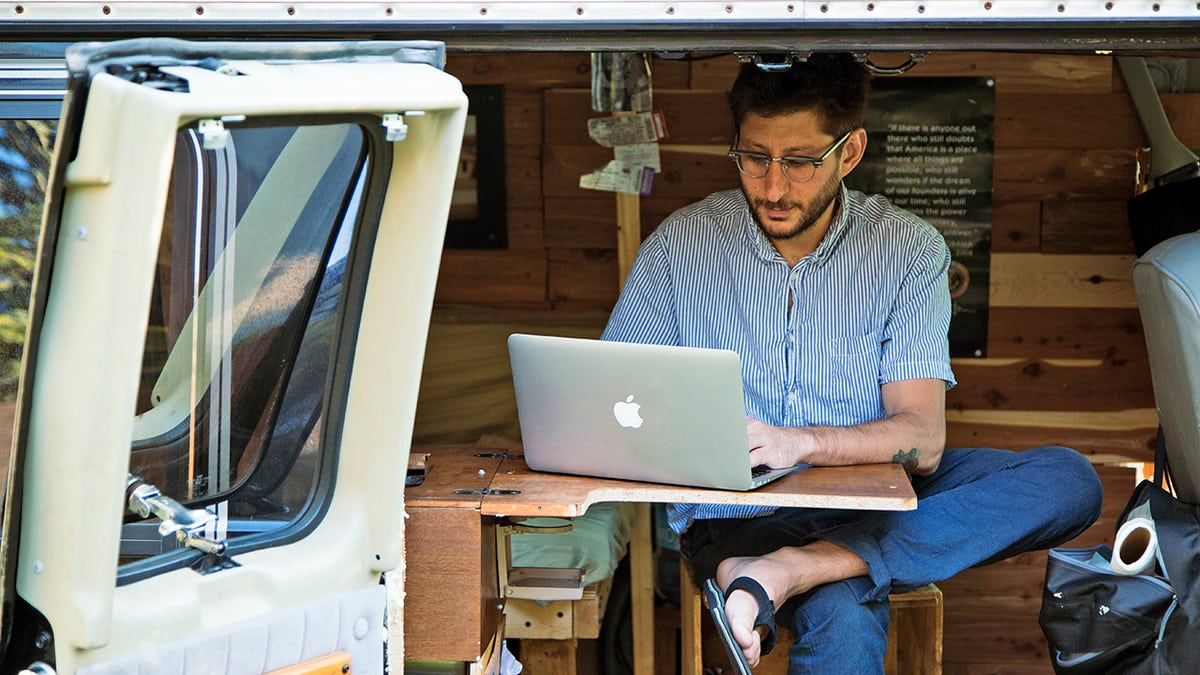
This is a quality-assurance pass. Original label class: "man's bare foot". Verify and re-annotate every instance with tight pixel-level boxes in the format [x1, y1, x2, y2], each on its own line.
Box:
[713, 541, 870, 666]
[714, 555, 792, 666]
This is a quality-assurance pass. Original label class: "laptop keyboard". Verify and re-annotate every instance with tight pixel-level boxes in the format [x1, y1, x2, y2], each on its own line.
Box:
[751, 464, 772, 478]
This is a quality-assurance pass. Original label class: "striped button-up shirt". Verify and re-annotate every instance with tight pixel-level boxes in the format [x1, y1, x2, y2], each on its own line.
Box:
[601, 186, 956, 533]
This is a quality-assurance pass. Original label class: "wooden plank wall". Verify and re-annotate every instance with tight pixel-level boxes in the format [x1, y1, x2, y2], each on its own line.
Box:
[416, 50, 1191, 673]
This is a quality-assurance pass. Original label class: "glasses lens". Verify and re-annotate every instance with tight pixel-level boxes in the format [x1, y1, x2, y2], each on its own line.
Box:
[735, 154, 769, 178]
[781, 159, 817, 183]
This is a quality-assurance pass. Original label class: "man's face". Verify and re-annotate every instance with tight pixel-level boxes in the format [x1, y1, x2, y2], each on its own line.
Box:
[733, 109, 861, 244]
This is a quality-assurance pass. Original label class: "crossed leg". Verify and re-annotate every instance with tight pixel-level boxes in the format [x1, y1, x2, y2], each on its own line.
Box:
[713, 540, 869, 666]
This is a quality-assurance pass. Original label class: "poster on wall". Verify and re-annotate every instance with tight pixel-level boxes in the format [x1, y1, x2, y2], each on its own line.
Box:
[845, 76, 995, 358]
[446, 85, 507, 249]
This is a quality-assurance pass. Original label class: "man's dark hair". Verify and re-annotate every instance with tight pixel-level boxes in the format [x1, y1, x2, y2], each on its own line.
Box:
[727, 53, 872, 140]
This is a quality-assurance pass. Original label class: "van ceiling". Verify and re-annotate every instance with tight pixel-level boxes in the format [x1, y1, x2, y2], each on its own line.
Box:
[0, 0, 1198, 53]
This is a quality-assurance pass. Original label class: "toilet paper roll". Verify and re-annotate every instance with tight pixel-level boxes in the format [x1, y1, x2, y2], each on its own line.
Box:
[1112, 517, 1160, 576]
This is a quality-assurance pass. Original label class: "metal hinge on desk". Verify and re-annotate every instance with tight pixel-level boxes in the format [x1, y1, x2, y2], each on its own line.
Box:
[452, 488, 521, 496]
[473, 451, 525, 460]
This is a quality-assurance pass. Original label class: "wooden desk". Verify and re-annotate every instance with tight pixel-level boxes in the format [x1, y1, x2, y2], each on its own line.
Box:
[404, 447, 916, 673]
[481, 454, 916, 516]
[404, 450, 505, 665]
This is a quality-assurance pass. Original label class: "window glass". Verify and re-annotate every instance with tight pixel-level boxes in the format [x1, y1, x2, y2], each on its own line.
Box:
[0, 119, 55, 536]
[122, 121, 368, 563]
[0, 121, 52, 399]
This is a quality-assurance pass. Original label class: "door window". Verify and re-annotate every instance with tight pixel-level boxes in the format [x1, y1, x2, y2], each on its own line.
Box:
[121, 118, 374, 573]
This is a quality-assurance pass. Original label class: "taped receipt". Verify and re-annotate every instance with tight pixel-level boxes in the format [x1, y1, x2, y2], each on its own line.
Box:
[586, 111, 668, 148]
[580, 111, 668, 196]
[579, 161, 655, 197]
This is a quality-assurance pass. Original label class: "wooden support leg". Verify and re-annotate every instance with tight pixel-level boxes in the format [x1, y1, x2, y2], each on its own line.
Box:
[630, 502, 655, 675]
[519, 638, 578, 675]
[679, 558, 704, 675]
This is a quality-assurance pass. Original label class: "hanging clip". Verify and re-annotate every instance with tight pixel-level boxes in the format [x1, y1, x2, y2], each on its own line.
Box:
[736, 52, 812, 72]
[856, 52, 930, 75]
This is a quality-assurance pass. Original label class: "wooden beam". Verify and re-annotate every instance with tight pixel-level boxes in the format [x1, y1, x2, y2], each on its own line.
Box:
[947, 357, 1153, 411]
[629, 502, 655, 675]
[679, 560, 704, 675]
[616, 191, 642, 290]
[989, 253, 1137, 308]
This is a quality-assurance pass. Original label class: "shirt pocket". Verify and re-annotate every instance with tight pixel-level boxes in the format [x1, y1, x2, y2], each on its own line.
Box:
[813, 330, 883, 424]
[832, 331, 882, 358]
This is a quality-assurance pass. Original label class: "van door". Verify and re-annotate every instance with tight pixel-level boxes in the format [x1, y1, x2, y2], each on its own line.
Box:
[0, 39, 466, 674]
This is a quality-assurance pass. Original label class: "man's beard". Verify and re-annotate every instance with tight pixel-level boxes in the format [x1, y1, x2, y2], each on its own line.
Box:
[742, 172, 842, 244]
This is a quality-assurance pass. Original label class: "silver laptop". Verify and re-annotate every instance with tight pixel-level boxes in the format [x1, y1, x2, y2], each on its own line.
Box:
[507, 333, 800, 491]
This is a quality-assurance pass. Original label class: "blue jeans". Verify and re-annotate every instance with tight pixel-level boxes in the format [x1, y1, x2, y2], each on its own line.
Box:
[678, 445, 1104, 674]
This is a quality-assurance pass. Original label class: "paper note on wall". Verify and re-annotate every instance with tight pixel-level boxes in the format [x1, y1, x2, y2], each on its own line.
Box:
[579, 161, 655, 196]
[587, 111, 668, 148]
[614, 143, 661, 172]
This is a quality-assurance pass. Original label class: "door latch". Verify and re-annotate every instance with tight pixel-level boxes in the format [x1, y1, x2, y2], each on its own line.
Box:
[126, 474, 226, 555]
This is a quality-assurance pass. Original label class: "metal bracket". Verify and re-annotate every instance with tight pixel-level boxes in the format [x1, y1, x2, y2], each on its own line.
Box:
[856, 51, 929, 75]
[383, 110, 426, 142]
[451, 488, 521, 496]
[197, 118, 229, 150]
[732, 51, 927, 76]
[126, 474, 228, 557]
[190, 550, 242, 576]
[495, 517, 586, 601]
[473, 451, 526, 460]
[736, 51, 811, 72]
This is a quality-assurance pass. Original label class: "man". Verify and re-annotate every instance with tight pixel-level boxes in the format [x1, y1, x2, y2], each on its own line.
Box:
[600, 54, 1103, 672]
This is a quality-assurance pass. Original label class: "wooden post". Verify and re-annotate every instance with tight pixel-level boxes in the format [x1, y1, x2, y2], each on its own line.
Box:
[616, 190, 642, 292]
[615, 180, 654, 675]
[679, 559, 704, 675]
[628, 503, 655, 675]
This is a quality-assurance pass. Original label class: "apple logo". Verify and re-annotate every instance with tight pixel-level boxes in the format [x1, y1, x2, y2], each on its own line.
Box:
[612, 394, 644, 429]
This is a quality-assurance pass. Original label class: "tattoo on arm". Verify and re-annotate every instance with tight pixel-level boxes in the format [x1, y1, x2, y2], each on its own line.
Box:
[892, 448, 920, 472]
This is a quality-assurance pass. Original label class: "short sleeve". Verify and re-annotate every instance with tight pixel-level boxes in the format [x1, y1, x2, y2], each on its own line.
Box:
[879, 232, 957, 389]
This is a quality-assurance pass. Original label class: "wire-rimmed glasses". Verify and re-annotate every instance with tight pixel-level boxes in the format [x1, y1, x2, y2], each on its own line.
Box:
[727, 130, 853, 183]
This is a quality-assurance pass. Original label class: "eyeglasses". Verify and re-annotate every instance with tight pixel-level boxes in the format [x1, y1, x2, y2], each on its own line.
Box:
[727, 130, 853, 183]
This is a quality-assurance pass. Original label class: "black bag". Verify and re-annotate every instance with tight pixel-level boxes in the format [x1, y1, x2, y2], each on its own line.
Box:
[1039, 477, 1200, 673]
[1128, 175, 1200, 257]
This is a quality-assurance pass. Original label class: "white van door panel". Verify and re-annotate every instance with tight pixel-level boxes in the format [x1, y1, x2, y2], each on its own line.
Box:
[4, 39, 466, 674]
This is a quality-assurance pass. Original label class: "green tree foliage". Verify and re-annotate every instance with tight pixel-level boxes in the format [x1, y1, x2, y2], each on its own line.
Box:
[0, 120, 54, 401]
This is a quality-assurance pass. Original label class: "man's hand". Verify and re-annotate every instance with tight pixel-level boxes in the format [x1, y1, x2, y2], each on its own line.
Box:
[744, 378, 947, 473]
[747, 418, 810, 468]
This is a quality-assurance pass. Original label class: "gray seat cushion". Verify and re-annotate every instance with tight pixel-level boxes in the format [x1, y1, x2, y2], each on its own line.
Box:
[1133, 232, 1200, 503]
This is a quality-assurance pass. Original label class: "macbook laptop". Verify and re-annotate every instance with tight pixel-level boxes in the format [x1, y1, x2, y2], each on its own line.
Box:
[507, 333, 800, 491]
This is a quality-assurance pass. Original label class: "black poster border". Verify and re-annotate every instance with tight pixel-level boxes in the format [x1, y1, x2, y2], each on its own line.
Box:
[446, 84, 508, 250]
[846, 76, 995, 358]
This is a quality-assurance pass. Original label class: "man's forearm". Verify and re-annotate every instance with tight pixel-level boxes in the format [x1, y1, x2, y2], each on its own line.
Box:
[792, 411, 944, 473]
[746, 377, 947, 473]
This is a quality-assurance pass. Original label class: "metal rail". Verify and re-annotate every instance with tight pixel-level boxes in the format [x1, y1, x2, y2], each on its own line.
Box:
[0, 1, 1196, 52]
